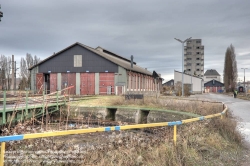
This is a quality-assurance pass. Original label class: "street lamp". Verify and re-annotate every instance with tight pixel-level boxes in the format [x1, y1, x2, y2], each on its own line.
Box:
[241, 68, 248, 95]
[174, 37, 192, 96]
[0, 5, 3, 22]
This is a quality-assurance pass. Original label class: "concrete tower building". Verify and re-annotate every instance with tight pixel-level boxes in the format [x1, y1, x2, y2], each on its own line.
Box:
[184, 39, 204, 77]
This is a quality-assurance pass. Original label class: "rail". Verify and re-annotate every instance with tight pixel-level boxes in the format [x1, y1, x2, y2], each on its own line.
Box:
[0, 102, 227, 166]
[0, 86, 74, 124]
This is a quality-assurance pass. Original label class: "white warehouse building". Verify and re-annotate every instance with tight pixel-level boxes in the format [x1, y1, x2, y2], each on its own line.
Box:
[174, 70, 203, 94]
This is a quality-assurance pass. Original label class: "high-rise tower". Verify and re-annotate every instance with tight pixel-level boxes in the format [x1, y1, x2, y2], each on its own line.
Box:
[184, 39, 204, 77]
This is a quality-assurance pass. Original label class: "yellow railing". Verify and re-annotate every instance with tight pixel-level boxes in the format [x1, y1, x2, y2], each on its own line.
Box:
[0, 103, 227, 166]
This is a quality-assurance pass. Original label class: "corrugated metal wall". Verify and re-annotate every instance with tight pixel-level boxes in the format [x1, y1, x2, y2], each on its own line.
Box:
[99, 73, 115, 95]
[38, 44, 118, 73]
[80, 73, 95, 95]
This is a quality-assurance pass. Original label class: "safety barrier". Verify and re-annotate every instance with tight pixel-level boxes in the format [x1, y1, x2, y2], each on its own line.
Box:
[0, 103, 227, 166]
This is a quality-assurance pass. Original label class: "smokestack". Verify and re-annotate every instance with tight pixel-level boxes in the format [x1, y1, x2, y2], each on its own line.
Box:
[131, 55, 134, 68]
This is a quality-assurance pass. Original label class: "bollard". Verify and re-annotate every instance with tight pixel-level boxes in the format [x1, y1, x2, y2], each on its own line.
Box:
[0, 142, 5, 166]
[173, 125, 177, 146]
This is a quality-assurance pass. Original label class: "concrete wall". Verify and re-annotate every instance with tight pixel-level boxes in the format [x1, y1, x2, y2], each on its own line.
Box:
[57, 73, 61, 91]
[76, 73, 80, 95]
[68, 106, 194, 124]
[95, 73, 99, 95]
[174, 70, 203, 93]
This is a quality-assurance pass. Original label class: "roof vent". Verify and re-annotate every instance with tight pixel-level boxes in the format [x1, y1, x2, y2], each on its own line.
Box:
[96, 46, 103, 52]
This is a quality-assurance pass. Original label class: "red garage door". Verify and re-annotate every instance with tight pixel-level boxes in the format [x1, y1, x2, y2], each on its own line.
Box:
[80, 73, 95, 95]
[61, 73, 76, 95]
[50, 73, 57, 93]
[99, 73, 114, 95]
[36, 73, 44, 94]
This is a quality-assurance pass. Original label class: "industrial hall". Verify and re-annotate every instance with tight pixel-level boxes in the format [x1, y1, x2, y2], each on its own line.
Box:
[29, 42, 162, 95]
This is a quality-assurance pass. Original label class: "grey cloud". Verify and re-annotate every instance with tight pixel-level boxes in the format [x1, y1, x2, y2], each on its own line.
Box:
[0, 0, 250, 82]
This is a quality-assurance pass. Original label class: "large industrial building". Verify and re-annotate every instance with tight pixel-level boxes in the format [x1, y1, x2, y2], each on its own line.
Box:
[174, 70, 203, 94]
[184, 39, 204, 77]
[29, 42, 162, 95]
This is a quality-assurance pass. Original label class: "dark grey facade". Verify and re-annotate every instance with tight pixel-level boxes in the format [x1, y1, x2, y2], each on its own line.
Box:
[39, 45, 118, 73]
[163, 79, 174, 86]
[204, 80, 224, 87]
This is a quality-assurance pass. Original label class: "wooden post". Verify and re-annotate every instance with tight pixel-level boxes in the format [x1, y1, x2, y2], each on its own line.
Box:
[25, 90, 28, 117]
[3, 91, 6, 124]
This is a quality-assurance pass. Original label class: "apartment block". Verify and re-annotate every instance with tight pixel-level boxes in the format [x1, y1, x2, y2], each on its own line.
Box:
[184, 39, 204, 77]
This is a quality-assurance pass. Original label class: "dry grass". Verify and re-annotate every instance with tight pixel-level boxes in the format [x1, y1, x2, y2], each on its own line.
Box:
[2, 96, 246, 165]
[4, 116, 243, 166]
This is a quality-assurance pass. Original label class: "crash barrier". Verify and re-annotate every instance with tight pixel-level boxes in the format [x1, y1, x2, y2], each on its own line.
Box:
[0, 103, 227, 166]
[125, 94, 144, 100]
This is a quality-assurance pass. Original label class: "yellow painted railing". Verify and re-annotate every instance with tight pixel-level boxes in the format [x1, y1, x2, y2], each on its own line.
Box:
[0, 103, 227, 166]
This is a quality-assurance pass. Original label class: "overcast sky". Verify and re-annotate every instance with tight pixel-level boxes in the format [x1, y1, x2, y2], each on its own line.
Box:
[0, 0, 250, 82]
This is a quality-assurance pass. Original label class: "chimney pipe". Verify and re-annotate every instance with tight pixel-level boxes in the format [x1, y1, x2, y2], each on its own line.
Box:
[131, 55, 134, 68]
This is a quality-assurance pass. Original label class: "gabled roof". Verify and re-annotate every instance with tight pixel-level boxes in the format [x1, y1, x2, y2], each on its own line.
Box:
[204, 69, 220, 76]
[204, 79, 224, 87]
[174, 70, 202, 79]
[29, 42, 152, 75]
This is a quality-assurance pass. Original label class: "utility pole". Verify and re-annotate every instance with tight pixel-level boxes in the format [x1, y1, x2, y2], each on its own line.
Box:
[14, 61, 17, 93]
[174, 37, 192, 96]
[12, 55, 14, 90]
[241, 68, 248, 95]
[0, 5, 3, 22]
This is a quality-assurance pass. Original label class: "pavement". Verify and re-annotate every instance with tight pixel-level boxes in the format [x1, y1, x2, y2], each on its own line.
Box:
[190, 93, 250, 165]
[190, 93, 250, 147]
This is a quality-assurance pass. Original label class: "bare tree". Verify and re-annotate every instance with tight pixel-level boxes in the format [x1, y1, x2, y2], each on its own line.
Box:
[0, 55, 12, 90]
[19, 53, 40, 90]
[223, 44, 238, 92]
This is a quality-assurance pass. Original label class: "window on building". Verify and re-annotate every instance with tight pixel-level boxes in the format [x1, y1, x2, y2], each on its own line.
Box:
[196, 58, 200, 60]
[196, 52, 200, 54]
[197, 69, 200, 71]
[196, 40, 201, 43]
[187, 52, 192, 55]
[188, 69, 191, 71]
[187, 47, 192, 49]
[74, 55, 82, 67]
[196, 63, 200, 65]
[196, 47, 200, 49]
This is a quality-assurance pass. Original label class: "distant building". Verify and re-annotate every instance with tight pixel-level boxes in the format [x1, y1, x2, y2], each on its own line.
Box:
[28, 42, 162, 95]
[184, 39, 204, 77]
[162, 79, 174, 87]
[174, 70, 202, 94]
[204, 69, 221, 83]
[204, 79, 224, 93]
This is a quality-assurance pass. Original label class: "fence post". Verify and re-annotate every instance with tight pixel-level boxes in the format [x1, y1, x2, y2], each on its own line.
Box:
[56, 91, 59, 110]
[173, 125, 177, 146]
[0, 142, 5, 166]
[42, 91, 45, 113]
[3, 91, 6, 124]
[25, 90, 28, 117]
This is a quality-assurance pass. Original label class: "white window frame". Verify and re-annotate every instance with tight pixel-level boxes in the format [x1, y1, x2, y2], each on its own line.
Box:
[74, 55, 82, 67]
